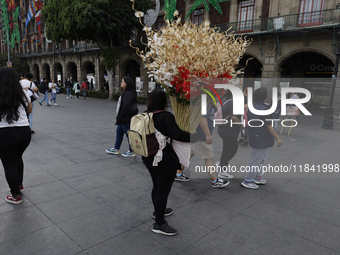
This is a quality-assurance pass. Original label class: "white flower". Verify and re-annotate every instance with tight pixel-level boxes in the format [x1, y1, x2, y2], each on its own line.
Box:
[143, 26, 152, 32]
[174, 10, 179, 16]
[135, 11, 144, 18]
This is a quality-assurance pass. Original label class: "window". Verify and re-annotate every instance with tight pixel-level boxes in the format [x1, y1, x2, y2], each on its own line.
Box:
[156, 16, 166, 31]
[192, 9, 204, 26]
[299, 0, 325, 26]
[237, 0, 255, 33]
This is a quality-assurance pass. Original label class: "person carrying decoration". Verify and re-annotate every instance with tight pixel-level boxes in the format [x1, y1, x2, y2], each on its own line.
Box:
[142, 89, 196, 236]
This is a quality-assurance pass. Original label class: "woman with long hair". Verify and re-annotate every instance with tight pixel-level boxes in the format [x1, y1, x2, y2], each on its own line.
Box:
[106, 77, 138, 157]
[142, 89, 196, 236]
[0, 67, 32, 204]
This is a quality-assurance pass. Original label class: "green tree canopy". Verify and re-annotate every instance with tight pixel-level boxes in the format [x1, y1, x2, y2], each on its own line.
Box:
[42, 0, 151, 99]
[0, 53, 27, 74]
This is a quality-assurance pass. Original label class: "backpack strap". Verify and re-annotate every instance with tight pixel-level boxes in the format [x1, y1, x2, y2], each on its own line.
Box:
[152, 110, 164, 114]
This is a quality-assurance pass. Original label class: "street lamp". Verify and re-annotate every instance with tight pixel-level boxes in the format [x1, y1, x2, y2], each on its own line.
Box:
[322, 37, 340, 129]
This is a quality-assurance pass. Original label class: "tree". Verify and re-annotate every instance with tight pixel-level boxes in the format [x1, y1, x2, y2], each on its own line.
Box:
[0, 53, 27, 74]
[42, 0, 151, 100]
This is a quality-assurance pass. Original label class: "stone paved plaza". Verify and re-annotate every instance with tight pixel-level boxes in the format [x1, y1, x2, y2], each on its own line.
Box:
[0, 94, 339, 255]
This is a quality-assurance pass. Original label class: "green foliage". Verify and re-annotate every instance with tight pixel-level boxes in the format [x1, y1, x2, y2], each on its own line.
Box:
[87, 90, 110, 99]
[163, 0, 230, 20]
[0, 53, 27, 73]
[11, 24, 20, 48]
[42, 0, 152, 49]
[100, 48, 121, 71]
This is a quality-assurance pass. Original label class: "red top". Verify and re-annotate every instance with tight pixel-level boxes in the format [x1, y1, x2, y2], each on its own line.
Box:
[81, 82, 88, 90]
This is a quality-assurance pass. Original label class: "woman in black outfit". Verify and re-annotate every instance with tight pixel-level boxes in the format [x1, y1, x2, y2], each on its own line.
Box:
[0, 67, 32, 204]
[142, 90, 195, 236]
[106, 77, 138, 157]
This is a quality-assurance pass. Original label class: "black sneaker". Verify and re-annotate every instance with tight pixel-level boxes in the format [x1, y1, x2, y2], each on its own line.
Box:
[152, 208, 173, 219]
[238, 138, 244, 143]
[151, 221, 177, 236]
[31, 130, 35, 134]
[175, 174, 190, 182]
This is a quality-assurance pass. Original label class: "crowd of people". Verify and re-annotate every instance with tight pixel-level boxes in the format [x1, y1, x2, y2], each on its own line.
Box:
[0, 67, 283, 237]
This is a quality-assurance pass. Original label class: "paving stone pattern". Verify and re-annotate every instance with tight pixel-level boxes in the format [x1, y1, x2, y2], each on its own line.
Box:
[0, 95, 339, 254]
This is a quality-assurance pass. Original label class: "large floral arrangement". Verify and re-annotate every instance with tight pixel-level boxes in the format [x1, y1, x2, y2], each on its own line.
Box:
[130, 1, 251, 132]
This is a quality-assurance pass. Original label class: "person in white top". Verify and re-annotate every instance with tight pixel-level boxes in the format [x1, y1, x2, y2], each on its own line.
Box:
[49, 79, 58, 105]
[20, 72, 38, 134]
[0, 67, 32, 205]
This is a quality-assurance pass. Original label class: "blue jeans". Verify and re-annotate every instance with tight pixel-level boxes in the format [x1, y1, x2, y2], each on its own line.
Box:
[82, 89, 87, 98]
[66, 88, 72, 97]
[114, 122, 132, 152]
[50, 92, 56, 103]
[39, 91, 50, 105]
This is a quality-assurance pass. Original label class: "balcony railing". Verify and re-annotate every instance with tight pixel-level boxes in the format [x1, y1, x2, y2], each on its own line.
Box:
[72, 42, 99, 52]
[216, 8, 340, 35]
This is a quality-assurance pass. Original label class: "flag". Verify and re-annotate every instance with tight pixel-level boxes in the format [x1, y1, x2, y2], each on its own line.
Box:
[22, 2, 35, 47]
[19, 0, 25, 21]
[35, 10, 42, 43]
[6, 0, 15, 12]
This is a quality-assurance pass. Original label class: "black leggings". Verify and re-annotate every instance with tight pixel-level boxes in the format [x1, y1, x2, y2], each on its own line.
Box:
[0, 126, 31, 196]
[219, 134, 239, 168]
[143, 149, 178, 225]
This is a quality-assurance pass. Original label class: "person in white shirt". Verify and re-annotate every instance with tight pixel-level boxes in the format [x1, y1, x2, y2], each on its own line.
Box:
[20, 72, 38, 134]
[0, 67, 32, 205]
[49, 79, 58, 105]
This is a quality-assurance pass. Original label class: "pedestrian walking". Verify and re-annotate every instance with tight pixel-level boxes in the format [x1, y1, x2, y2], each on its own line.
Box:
[73, 81, 80, 100]
[176, 103, 231, 187]
[217, 89, 245, 172]
[38, 78, 51, 106]
[142, 89, 195, 236]
[65, 78, 72, 98]
[49, 79, 58, 105]
[0, 67, 32, 204]
[81, 80, 88, 99]
[239, 87, 250, 147]
[106, 77, 138, 157]
[241, 88, 282, 189]
[20, 72, 38, 134]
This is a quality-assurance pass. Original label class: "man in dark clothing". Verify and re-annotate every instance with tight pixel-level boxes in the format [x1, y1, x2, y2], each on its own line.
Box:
[217, 90, 245, 170]
[241, 88, 282, 189]
[38, 78, 51, 106]
[65, 78, 72, 98]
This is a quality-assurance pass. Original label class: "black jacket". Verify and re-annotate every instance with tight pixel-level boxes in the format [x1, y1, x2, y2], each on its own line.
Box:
[115, 90, 138, 125]
[40, 81, 49, 93]
[247, 101, 275, 149]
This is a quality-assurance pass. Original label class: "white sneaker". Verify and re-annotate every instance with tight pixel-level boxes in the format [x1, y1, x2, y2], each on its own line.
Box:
[54, 103, 58, 106]
[216, 161, 234, 179]
[218, 171, 234, 180]
[67, 97, 69, 99]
